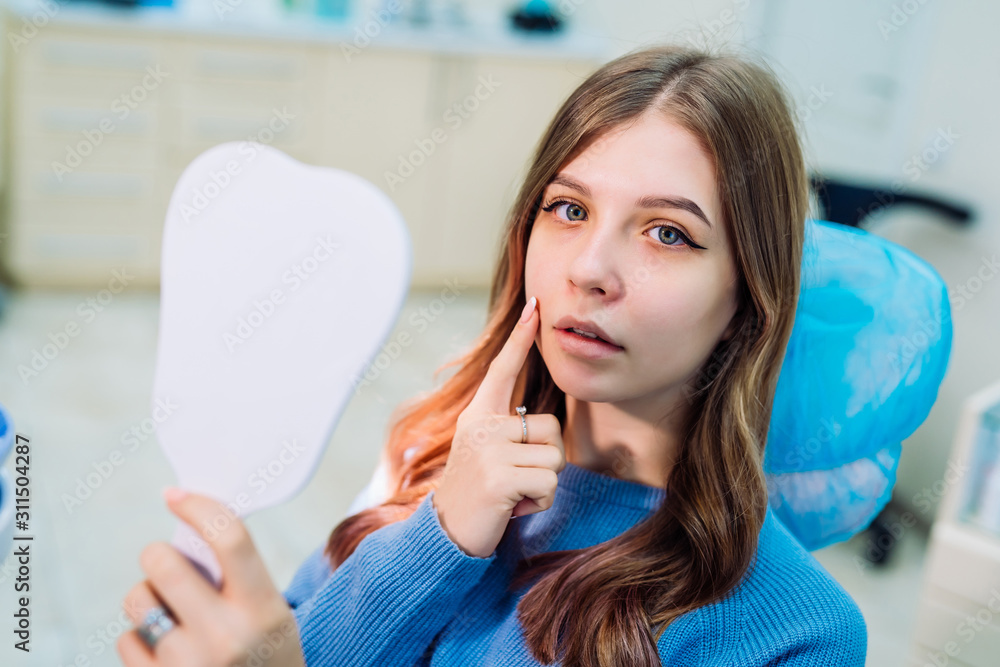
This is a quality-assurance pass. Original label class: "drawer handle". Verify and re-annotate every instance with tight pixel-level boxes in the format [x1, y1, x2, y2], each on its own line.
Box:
[41, 40, 157, 71]
[195, 51, 300, 80]
[39, 107, 150, 136]
[193, 115, 295, 141]
[37, 171, 147, 198]
[35, 233, 143, 259]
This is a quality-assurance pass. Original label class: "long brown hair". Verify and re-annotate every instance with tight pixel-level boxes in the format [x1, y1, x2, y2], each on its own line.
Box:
[324, 43, 808, 666]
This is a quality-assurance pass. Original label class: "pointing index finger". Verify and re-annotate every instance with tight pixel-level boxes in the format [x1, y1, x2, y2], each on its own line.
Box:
[472, 296, 538, 414]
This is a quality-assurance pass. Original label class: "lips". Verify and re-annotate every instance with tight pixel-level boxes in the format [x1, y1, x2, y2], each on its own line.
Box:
[553, 315, 622, 348]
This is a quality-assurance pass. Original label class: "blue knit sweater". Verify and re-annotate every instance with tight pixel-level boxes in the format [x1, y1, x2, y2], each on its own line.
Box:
[283, 461, 868, 665]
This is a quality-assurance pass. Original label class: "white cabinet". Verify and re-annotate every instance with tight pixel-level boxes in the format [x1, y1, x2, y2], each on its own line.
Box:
[6, 25, 174, 286]
[0, 5, 605, 289]
[322, 49, 441, 283]
[908, 381, 1000, 666]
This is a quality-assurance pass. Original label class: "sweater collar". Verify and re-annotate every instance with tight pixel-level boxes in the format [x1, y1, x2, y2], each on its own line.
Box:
[556, 460, 667, 512]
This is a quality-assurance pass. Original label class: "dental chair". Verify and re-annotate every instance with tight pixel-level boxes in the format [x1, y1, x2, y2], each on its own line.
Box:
[0, 403, 15, 564]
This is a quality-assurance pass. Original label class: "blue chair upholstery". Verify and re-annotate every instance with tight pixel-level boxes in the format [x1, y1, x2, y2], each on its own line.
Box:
[764, 218, 953, 550]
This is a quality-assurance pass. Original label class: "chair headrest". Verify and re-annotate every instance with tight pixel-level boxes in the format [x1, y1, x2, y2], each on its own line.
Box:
[764, 218, 953, 550]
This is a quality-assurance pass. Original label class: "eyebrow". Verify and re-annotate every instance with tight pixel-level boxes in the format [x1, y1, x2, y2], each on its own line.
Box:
[547, 174, 713, 230]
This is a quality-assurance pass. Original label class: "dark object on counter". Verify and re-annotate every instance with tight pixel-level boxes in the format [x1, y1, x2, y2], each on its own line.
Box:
[509, 0, 563, 32]
[810, 174, 973, 229]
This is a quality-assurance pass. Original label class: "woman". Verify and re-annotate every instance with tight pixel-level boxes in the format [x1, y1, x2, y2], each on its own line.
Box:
[119, 44, 868, 666]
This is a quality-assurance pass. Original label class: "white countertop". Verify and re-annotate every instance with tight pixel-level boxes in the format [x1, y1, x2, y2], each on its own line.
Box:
[0, 0, 612, 61]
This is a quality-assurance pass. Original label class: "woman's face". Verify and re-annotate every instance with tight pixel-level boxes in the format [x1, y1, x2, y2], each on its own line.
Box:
[525, 111, 740, 412]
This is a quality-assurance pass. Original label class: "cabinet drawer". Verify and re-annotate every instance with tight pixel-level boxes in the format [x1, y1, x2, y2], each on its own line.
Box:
[8, 195, 169, 232]
[8, 226, 149, 273]
[911, 585, 1000, 667]
[174, 79, 314, 112]
[16, 95, 160, 140]
[177, 39, 316, 83]
[19, 28, 166, 76]
[168, 106, 316, 166]
[13, 162, 160, 202]
[923, 528, 1000, 607]
[13, 66, 171, 106]
[14, 132, 163, 171]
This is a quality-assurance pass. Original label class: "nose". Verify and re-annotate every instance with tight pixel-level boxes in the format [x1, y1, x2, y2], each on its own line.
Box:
[566, 217, 624, 299]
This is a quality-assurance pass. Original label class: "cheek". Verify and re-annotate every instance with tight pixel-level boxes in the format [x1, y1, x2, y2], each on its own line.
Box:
[524, 230, 558, 298]
[631, 268, 735, 355]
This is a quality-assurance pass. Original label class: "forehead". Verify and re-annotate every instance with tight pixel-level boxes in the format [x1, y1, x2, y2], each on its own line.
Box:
[554, 113, 721, 228]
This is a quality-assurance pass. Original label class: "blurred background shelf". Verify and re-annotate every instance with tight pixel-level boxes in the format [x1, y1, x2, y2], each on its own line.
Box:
[0, 0, 608, 289]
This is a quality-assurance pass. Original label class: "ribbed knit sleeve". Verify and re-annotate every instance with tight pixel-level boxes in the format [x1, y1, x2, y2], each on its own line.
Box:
[287, 490, 498, 666]
[726, 509, 869, 666]
[766, 627, 868, 667]
[757, 602, 867, 666]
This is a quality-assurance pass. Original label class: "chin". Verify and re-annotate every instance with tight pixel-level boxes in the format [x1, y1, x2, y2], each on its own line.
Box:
[545, 362, 621, 404]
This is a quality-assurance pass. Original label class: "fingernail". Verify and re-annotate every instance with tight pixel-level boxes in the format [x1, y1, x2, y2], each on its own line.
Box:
[520, 296, 537, 324]
[163, 486, 187, 503]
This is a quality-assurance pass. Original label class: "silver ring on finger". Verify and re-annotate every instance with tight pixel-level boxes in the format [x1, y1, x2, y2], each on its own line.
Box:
[136, 605, 176, 650]
[516, 405, 527, 443]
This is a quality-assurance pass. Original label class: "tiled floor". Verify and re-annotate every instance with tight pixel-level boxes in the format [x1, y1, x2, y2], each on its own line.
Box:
[0, 288, 926, 666]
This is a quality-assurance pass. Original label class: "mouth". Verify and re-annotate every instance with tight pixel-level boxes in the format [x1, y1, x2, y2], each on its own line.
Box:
[552, 315, 623, 349]
[560, 327, 621, 347]
[554, 326, 625, 358]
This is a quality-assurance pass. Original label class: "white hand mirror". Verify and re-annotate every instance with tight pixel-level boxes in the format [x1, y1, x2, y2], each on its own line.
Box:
[151, 142, 411, 586]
